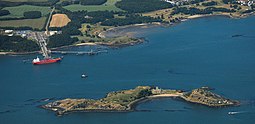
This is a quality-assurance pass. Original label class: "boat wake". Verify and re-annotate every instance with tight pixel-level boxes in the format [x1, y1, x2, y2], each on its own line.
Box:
[228, 111, 246, 115]
[0, 110, 18, 115]
[22, 59, 33, 64]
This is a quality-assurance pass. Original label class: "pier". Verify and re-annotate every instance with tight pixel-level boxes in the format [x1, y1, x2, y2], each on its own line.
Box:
[34, 32, 50, 58]
[51, 49, 108, 56]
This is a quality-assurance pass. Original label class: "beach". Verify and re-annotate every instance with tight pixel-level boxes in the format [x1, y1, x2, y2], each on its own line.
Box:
[149, 93, 183, 98]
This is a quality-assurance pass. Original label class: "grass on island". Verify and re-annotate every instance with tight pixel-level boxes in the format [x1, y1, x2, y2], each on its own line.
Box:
[50, 14, 71, 27]
[0, 17, 47, 29]
[1, 5, 51, 18]
[181, 88, 239, 107]
[63, 0, 123, 12]
[101, 86, 151, 106]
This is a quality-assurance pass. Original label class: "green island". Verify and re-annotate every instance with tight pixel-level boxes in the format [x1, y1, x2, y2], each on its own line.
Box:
[0, 0, 255, 53]
[42, 86, 240, 115]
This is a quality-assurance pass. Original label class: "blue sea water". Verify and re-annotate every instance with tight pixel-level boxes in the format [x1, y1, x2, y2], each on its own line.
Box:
[1, 16, 255, 123]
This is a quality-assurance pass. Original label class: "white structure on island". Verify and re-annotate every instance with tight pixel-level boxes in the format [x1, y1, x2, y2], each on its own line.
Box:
[237, 0, 254, 6]
[163, 0, 190, 6]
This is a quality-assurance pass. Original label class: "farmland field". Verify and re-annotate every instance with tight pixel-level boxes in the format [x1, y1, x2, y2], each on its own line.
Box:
[0, 17, 47, 29]
[1, 5, 51, 18]
[0, 0, 47, 2]
[50, 14, 71, 27]
[64, 0, 123, 12]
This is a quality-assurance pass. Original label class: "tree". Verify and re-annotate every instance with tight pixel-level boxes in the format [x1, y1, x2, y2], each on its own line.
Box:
[48, 33, 78, 48]
[86, 25, 91, 28]
[202, 1, 217, 6]
[222, 0, 236, 4]
[0, 10, 10, 16]
[137, 89, 152, 98]
[0, 35, 39, 52]
[161, 14, 164, 19]
[115, 0, 173, 13]
[80, 0, 107, 5]
[61, 1, 71, 6]
[23, 11, 42, 19]
[101, 15, 161, 26]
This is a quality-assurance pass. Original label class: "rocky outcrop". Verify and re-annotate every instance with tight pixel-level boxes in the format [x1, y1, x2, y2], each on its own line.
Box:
[180, 87, 240, 107]
[42, 86, 153, 115]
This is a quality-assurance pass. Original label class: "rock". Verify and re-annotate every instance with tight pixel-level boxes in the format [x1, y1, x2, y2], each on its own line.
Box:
[181, 87, 240, 107]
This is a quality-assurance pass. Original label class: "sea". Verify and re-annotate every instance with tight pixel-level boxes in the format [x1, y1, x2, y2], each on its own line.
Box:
[0, 16, 255, 124]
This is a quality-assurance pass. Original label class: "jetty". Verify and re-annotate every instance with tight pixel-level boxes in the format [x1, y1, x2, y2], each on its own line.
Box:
[50, 49, 108, 56]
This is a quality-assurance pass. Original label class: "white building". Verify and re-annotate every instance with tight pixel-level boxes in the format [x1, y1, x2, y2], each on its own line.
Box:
[4, 30, 13, 34]
[237, 0, 254, 6]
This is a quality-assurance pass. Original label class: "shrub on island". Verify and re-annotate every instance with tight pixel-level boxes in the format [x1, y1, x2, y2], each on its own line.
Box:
[222, 0, 236, 4]
[202, 1, 217, 6]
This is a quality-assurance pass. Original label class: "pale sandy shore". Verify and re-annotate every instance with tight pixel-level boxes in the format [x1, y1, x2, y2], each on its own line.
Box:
[187, 12, 254, 20]
[187, 14, 230, 19]
[149, 93, 183, 98]
[188, 14, 209, 19]
[0, 52, 9, 55]
[75, 42, 97, 46]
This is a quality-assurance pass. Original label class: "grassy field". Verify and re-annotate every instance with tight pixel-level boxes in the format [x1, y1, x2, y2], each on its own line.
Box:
[0, 0, 47, 2]
[0, 17, 47, 29]
[64, 0, 123, 12]
[1, 5, 51, 18]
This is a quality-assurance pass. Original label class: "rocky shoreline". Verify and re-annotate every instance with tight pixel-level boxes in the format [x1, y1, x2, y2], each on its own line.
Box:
[98, 23, 164, 38]
[1, 12, 254, 56]
[41, 86, 240, 116]
[99, 12, 255, 38]
[180, 87, 240, 107]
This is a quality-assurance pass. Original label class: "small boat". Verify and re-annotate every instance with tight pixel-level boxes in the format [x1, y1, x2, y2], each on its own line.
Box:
[32, 57, 61, 65]
[228, 111, 239, 115]
[81, 74, 88, 78]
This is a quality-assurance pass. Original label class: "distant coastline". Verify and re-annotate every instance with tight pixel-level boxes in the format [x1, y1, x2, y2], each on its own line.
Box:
[97, 12, 255, 42]
[1, 12, 254, 56]
[100, 12, 255, 38]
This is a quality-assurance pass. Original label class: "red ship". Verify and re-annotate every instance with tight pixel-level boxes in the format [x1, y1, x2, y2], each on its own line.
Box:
[32, 31, 63, 65]
[32, 57, 61, 65]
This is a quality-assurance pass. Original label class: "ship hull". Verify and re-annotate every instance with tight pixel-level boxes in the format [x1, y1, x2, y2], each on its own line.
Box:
[33, 57, 61, 65]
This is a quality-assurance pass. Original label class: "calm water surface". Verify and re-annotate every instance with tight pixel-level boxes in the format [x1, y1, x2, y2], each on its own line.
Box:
[1, 16, 255, 123]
